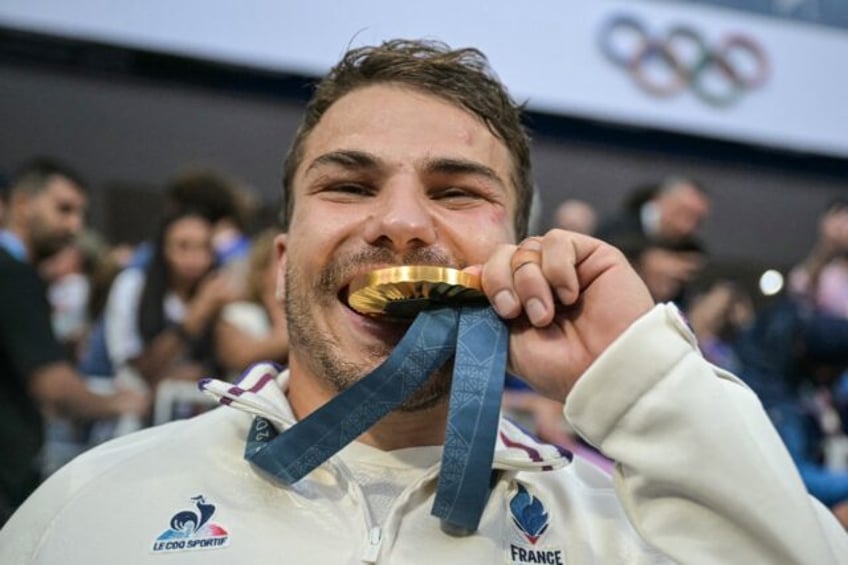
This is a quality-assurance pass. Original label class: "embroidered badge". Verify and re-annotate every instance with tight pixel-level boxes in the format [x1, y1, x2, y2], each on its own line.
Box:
[507, 484, 564, 564]
[511, 484, 549, 544]
[151, 495, 230, 553]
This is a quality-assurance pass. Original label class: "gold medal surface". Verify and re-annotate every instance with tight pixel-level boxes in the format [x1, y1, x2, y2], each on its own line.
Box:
[348, 266, 487, 317]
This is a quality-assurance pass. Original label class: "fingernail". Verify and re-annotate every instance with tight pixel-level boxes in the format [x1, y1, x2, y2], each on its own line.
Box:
[556, 286, 577, 305]
[526, 298, 547, 325]
[493, 290, 517, 315]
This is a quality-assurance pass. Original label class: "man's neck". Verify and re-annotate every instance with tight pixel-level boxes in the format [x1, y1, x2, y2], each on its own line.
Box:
[356, 404, 448, 451]
[285, 359, 449, 451]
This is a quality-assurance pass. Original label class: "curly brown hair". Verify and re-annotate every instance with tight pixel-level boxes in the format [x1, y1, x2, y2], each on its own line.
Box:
[280, 39, 533, 239]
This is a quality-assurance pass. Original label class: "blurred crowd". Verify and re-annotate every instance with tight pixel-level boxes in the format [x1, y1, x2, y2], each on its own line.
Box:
[0, 159, 288, 523]
[1, 157, 847, 529]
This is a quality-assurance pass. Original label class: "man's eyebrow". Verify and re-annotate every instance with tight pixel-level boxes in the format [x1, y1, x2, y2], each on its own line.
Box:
[424, 158, 506, 189]
[304, 152, 507, 189]
[304, 150, 380, 175]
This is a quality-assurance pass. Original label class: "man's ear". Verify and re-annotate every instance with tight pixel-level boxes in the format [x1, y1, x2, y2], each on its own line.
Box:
[274, 233, 288, 303]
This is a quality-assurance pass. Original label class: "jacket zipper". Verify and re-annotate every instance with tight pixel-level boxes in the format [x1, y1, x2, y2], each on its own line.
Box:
[361, 526, 383, 563]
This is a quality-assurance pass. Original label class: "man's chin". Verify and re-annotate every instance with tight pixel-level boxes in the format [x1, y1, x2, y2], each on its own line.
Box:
[396, 368, 453, 413]
[397, 388, 450, 413]
[329, 352, 452, 414]
[34, 242, 69, 263]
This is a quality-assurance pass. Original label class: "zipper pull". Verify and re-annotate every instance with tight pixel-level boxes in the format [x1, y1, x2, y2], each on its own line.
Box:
[361, 526, 383, 563]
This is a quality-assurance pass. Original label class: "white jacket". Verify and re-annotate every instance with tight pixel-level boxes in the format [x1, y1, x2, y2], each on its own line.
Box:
[2, 304, 846, 564]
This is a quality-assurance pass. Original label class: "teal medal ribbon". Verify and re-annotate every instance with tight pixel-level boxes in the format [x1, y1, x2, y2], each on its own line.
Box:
[245, 304, 508, 534]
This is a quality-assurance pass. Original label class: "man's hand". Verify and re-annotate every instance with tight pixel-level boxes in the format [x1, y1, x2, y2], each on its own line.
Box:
[183, 271, 241, 334]
[471, 229, 654, 402]
[30, 362, 151, 420]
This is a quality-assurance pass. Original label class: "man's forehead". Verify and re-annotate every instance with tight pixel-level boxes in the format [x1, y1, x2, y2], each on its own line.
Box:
[45, 176, 83, 195]
[299, 85, 514, 181]
[44, 176, 87, 207]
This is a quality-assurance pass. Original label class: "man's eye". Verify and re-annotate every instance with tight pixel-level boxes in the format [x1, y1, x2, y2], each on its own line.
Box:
[433, 187, 478, 200]
[327, 183, 373, 196]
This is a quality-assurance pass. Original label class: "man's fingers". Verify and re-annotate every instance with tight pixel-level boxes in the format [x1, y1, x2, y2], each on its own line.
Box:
[540, 230, 582, 306]
[510, 239, 554, 326]
[480, 244, 522, 318]
[481, 231, 601, 327]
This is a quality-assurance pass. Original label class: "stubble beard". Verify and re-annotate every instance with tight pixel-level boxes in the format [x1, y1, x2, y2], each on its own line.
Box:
[30, 221, 73, 264]
[284, 247, 456, 412]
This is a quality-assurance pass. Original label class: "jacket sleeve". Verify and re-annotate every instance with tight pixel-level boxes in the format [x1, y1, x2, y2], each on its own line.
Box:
[564, 303, 848, 564]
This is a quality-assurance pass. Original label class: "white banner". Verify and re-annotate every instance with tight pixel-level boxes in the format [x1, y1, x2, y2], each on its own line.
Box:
[2, 0, 847, 157]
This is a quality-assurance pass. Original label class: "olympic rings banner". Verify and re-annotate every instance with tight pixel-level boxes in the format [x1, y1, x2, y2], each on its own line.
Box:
[1, 0, 847, 157]
[598, 14, 769, 108]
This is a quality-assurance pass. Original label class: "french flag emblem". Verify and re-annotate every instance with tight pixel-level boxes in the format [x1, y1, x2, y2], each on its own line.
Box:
[509, 484, 550, 545]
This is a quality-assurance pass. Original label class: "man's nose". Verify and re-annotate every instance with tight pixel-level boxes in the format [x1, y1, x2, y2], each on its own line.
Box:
[363, 181, 437, 252]
[66, 211, 84, 234]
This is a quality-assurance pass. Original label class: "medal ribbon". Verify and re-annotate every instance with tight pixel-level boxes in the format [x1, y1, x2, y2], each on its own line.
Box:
[244, 304, 508, 533]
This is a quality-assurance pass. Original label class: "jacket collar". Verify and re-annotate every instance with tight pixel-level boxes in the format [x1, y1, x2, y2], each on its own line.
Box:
[200, 363, 570, 472]
[0, 230, 28, 263]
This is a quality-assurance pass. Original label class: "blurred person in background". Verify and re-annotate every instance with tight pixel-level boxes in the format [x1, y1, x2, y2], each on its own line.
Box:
[786, 195, 848, 527]
[82, 170, 254, 430]
[619, 233, 708, 307]
[38, 230, 106, 361]
[685, 279, 753, 374]
[165, 168, 256, 267]
[734, 202, 848, 528]
[104, 208, 238, 392]
[598, 178, 710, 309]
[0, 158, 148, 524]
[552, 198, 597, 235]
[734, 293, 848, 528]
[80, 168, 253, 385]
[130, 168, 256, 273]
[38, 230, 110, 474]
[75, 240, 136, 382]
[68, 239, 142, 452]
[215, 228, 289, 380]
[789, 196, 848, 319]
[597, 176, 711, 246]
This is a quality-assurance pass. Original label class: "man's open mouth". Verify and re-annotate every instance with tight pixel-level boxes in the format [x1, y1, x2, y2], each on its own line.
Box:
[339, 284, 415, 325]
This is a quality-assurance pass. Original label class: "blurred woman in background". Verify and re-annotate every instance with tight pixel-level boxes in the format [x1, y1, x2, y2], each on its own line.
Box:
[104, 208, 237, 389]
[215, 229, 288, 380]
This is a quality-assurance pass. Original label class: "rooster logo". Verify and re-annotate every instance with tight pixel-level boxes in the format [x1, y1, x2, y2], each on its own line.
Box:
[509, 484, 550, 545]
[155, 495, 229, 543]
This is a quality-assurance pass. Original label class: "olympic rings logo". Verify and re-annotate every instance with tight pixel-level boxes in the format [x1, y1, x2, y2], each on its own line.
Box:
[598, 14, 770, 107]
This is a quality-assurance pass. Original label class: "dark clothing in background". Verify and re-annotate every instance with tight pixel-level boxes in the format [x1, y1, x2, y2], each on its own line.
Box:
[734, 298, 848, 407]
[0, 248, 66, 523]
[734, 297, 848, 506]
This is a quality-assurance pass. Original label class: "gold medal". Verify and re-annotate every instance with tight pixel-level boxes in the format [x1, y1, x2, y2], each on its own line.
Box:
[348, 266, 486, 317]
